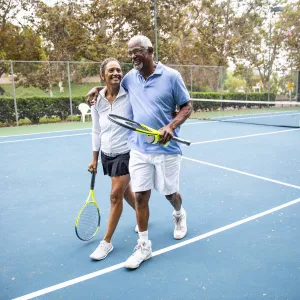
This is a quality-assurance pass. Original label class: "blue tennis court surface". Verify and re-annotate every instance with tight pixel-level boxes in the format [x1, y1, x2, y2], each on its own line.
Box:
[1, 119, 300, 300]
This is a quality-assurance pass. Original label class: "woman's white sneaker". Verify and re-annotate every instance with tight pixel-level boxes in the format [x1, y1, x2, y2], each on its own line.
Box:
[124, 239, 152, 269]
[173, 208, 187, 239]
[90, 240, 113, 260]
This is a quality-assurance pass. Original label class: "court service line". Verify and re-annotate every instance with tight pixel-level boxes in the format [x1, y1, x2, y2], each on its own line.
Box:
[0, 133, 90, 144]
[221, 112, 300, 122]
[0, 128, 91, 138]
[13, 197, 300, 300]
[2, 127, 298, 145]
[191, 128, 300, 145]
[182, 156, 300, 190]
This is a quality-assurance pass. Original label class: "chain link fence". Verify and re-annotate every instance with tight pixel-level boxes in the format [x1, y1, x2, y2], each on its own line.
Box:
[0, 60, 299, 126]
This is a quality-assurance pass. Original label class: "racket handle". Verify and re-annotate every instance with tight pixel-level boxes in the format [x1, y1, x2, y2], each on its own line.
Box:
[90, 171, 96, 190]
[173, 136, 191, 146]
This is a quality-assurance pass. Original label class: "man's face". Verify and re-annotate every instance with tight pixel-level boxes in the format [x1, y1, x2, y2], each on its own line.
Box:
[128, 41, 151, 71]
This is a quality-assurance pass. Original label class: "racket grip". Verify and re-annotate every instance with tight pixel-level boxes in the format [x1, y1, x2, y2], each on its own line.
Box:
[90, 171, 96, 190]
[173, 136, 191, 146]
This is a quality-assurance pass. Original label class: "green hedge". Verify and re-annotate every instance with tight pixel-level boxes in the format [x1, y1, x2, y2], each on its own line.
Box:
[0, 96, 86, 124]
[0, 92, 276, 125]
[191, 92, 276, 111]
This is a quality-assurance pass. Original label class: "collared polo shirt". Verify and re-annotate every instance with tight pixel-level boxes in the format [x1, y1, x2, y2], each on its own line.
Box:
[122, 62, 190, 154]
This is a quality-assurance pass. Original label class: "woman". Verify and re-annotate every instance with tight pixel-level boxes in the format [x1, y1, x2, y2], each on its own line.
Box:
[88, 57, 136, 260]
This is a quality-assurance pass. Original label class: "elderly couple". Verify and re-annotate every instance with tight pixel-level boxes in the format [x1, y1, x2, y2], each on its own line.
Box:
[87, 35, 192, 269]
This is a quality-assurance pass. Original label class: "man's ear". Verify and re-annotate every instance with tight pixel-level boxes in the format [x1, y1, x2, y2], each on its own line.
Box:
[147, 46, 154, 54]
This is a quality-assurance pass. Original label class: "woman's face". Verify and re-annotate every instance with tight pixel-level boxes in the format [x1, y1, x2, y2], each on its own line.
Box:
[102, 61, 123, 86]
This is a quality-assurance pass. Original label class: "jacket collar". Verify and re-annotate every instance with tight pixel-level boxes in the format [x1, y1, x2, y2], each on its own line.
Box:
[99, 85, 127, 99]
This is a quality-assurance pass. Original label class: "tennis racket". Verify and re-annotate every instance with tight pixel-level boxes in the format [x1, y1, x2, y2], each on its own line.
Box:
[108, 114, 191, 146]
[75, 171, 100, 241]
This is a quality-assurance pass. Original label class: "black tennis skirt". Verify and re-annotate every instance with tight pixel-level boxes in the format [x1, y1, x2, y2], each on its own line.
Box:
[101, 151, 130, 177]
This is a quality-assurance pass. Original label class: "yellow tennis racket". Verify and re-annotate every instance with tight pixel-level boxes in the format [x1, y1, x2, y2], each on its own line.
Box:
[108, 114, 191, 146]
[75, 171, 100, 241]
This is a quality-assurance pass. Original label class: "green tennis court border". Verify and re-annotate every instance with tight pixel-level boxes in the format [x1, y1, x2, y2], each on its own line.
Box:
[0, 121, 92, 137]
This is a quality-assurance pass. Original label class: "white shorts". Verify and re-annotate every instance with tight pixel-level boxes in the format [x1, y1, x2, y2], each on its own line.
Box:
[129, 149, 181, 195]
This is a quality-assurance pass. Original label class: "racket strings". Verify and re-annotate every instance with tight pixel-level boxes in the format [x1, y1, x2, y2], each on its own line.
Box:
[76, 204, 100, 240]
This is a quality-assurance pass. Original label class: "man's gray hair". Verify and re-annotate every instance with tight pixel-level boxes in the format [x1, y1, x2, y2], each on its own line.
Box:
[128, 35, 153, 48]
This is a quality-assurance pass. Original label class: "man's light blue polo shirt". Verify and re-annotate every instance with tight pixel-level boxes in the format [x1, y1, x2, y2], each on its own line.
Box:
[122, 62, 190, 155]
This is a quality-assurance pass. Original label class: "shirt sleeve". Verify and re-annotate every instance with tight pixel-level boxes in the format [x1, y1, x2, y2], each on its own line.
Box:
[91, 104, 101, 151]
[173, 73, 190, 106]
[121, 74, 128, 90]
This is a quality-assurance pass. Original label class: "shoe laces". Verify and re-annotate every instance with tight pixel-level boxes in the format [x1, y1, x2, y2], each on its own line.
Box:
[132, 241, 147, 255]
[99, 241, 110, 250]
[173, 214, 184, 230]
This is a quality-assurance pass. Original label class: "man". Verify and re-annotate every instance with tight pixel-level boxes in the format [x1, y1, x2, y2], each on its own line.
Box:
[87, 35, 192, 269]
[122, 35, 192, 269]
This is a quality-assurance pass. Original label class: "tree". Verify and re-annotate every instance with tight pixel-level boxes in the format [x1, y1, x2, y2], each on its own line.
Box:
[224, 72, 246, 92]
[229, 0, 287, 91]
[280, 2, 300, 69]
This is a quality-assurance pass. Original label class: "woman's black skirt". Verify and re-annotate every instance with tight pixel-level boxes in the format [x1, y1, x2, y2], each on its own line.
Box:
[101, 151, 130, 177]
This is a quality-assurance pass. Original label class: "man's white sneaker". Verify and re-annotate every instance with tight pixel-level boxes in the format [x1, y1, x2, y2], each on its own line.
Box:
[135, 224, 138, 233]
[90, 240, 113, 260]
[124, 239, 152, 269]
[173, 208, 187, 240]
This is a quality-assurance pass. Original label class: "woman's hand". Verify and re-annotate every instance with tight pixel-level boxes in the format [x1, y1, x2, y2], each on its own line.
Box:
[88, 160, 98, 173]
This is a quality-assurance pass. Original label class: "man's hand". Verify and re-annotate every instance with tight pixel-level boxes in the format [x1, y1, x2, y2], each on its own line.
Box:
[86, 86, 103, 106]
[158, 124, 174, 145]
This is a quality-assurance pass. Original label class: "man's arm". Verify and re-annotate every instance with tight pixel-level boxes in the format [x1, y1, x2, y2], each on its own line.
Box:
[159, 101, 193, 144]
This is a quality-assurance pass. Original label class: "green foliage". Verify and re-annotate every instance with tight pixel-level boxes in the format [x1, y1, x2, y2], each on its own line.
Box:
[0, 96, 85, 125]
[0, 83, 100, 97]
[224, 72, 246, 92]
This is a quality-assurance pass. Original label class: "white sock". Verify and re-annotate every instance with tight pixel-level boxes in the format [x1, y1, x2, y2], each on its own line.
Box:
[174, 207, 183, 216]
[138, 230, 148, 242]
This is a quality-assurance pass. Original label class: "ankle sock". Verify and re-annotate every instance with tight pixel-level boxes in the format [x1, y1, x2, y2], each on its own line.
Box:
[138, 230, 148, 242]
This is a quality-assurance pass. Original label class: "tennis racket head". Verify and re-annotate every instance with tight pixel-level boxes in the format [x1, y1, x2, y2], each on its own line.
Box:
[75, 172, 100, 241]
[75, 199, 100, 241]
[108, 114, 157, 134]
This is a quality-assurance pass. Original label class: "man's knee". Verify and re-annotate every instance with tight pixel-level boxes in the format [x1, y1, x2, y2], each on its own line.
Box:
[135, 191, 150, 207]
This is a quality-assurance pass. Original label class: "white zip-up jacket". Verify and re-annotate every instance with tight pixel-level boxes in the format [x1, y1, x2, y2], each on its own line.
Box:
[91, 86, 132, 155]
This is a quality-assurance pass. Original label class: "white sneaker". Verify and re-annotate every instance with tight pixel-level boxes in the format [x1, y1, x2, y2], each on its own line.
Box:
[134, 225, 138, 233]
[90, 240, 113, 260]
[173, 208, 187, 239]
[124, 239, 152, 269]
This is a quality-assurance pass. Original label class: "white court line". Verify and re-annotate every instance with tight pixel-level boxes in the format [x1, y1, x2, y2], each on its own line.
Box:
[0, 133, 90, 144]
[0, 119, 203, 139]
[0, 128, 91, 138]
[1, 127, 299, 145]
[191, 128, 300, 145]
[13, 197, 300, 300]
[222, 111, 300, 122]
[182, 156, 300, 190]
[183, 120, 218, 125]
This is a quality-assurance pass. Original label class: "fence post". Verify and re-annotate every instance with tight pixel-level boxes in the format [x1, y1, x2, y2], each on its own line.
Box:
[219, 66, 223, 100]
[10, 60, 18, 126]
[67, 61, 73, 121]
[190, 65, 193, 98]
[246, 68, 249, 101]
